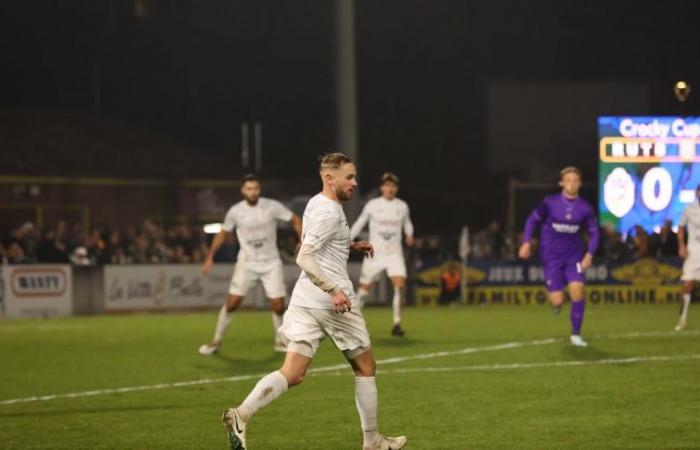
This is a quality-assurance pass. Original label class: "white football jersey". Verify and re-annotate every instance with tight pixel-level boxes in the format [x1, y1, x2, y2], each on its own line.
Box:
[222, 197, 293, 262]
[680, 203, 700, 254]
[290, 194, 355, 309]
[350, 197, 414, 255]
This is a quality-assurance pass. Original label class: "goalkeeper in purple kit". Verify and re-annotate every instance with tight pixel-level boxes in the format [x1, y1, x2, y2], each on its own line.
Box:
[518, 166, 599, 347]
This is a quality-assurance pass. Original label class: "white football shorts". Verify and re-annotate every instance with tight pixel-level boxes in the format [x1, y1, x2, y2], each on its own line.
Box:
[359, 252, 407, 284]
[279, 305, 371, 358]
[228, 259, 287, 299]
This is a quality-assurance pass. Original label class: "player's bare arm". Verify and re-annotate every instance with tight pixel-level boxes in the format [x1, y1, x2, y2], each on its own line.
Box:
[351, 240, 374, 257]
[330, 290, 352, 314]
[403, 202, 415, 247]
[518, 241, 532, 259]
[581, 252, 593, 271]
[202, 229, 230, 276]
[678, 226, 688, 259]
[296, 243, 350, 313]
[405, 235, 415, 247]
[290, 214, 302, 241]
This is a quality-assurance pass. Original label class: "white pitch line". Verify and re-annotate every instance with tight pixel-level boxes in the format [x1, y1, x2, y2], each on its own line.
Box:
[0, 338, 559, 406]
[308, 337, 560, 374]
[1, 330, 697, 406]
[368, 353, 700, 375]
[597, 329, 700, 339]
[0, 373, 266, 406]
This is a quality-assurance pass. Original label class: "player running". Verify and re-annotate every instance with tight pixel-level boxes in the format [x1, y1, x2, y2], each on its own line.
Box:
[675, 184, 699, 331]
[518, 166, 599, 347]
[221, 153, 407, 450]
[350, 172, 414, 336]
[198, 174, 302, 355]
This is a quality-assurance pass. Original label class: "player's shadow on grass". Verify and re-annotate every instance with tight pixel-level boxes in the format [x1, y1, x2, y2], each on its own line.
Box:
[196, 352, 282, 373]
[372, 336, 419, 347]
[560, 343, 625, 361]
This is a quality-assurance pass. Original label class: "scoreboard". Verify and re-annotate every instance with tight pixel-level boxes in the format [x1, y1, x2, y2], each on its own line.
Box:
[598, 116, 700, 234]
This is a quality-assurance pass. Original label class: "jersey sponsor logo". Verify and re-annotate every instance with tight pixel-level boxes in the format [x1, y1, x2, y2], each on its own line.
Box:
[551, 222, 580, 233]
[11, 268, 68, 297]
[247, 238, 267, 249]
[379, 231, 397, 241]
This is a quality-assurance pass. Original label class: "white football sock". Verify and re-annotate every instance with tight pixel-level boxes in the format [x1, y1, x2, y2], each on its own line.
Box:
[238, 370, 288, 422]
[680, 293, 691, 322]
[272, 311, 284, 331]
[213, 305, 233, 344]
[355, 376, 379, 446]
[392, 287, 402, 325]
[357, 287, 370, 309]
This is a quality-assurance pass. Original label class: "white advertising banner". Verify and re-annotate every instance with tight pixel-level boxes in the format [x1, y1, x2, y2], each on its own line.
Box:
[104, 264, 307, 311]
[102, 263, 369, 312]
[104, 264, 233, 311]
[1, 265, 73, 318]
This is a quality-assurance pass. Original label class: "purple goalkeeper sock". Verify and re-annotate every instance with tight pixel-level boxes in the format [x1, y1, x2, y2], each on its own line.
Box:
[570, 300, 585, 335]
[570, 300, 586, 335]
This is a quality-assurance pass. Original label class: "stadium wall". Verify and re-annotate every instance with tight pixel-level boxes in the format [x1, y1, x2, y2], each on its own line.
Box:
[0, 263, 386, 318]
[1, 259, 682, 319]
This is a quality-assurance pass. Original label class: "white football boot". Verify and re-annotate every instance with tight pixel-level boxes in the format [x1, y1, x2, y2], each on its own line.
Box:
[363, 434, 407, 450]
[570, 335, 588, 347]
[675, 318, 686, 331]
[222, 408, 247, 450]
[198, 342, 220, 355]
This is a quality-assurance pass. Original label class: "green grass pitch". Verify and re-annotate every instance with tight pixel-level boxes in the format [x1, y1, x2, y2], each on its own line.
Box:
[1, 303, 698, 449]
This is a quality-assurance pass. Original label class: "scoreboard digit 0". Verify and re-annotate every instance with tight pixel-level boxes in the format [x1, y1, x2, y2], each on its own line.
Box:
[598, 116, 700, 234]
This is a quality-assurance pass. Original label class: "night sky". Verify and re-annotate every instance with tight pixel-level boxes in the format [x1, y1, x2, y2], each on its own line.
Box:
[3, 0, 700, 230]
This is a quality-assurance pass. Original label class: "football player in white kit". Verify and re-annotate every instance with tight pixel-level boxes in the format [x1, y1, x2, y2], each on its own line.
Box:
[198, 174, 302, 355]
[676, 184, 700, 331]
[221, 153, 407, 450]
[350, 172, 414, 336]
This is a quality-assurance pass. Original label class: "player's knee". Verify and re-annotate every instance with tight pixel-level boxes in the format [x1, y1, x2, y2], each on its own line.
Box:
[358, 360, 376, 377]
[549, 294, 564, 306]
[270, 299, 285, 315]
[347, 347, 375, 376]
[226, 295, 242, 312]
[280, 363, 308, 387]
[285, 372, 305, 387]
[683, 282, 694, 294]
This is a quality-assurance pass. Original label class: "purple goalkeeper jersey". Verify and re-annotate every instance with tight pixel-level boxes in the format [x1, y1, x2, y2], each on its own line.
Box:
[523, 193, 599, 260]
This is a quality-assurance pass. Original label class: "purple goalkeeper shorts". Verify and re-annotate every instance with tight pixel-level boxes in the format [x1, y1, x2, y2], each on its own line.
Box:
[542, 257, 584, 292]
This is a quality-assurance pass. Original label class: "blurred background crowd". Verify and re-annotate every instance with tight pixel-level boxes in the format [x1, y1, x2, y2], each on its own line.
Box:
[0, 217, 680, 267]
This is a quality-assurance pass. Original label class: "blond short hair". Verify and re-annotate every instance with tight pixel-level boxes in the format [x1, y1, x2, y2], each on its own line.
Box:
[318, 152, 352, 173]
[560, 166, 582, 180]
[380, 172, 400, 185]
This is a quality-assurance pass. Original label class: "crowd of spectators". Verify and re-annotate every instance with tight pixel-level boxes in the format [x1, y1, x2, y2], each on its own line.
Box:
[0, 220, 268, 266]
[468, 219, 681, 262]
[0, 217, 684, 266]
